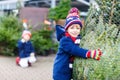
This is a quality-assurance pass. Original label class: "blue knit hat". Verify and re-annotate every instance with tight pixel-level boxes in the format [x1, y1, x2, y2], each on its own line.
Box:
[64, 7, 82, 30]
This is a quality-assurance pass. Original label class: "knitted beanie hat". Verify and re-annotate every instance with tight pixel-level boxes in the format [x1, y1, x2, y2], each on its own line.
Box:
[22, 30, 32, 38]
[64, 7, 82, 30]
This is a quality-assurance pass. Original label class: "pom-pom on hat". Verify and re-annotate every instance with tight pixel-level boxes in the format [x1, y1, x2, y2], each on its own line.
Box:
[22, 30, 32, 38]
[64, 7, 82, 30]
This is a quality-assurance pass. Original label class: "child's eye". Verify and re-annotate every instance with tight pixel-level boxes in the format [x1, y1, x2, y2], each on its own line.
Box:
[69, 24, 80, 29]
[70, 26, 74, 29]
[76, 27, 80, 29]
[76, 26, 80, 29]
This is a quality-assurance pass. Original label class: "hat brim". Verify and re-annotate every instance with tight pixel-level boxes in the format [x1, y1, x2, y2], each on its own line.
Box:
[65, 20, 82, 30]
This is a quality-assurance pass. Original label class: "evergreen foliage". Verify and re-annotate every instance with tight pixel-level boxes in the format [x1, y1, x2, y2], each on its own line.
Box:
[94, 0, 120, 26]
[73, 0, 120, 79]
[0, 15, 22, 56]
[48, 0, 71, 20]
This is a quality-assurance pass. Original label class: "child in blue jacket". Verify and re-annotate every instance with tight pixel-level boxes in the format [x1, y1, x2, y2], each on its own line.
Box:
[16, 30, 36, 68]
[53, 7, 102, 80]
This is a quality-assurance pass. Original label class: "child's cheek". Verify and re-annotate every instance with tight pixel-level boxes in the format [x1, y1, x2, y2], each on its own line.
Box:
[23, 35, 30, 41]
[26, 36, 30, 41]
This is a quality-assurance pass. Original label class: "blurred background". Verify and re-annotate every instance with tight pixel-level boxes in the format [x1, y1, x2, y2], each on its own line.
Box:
[0, 0, 97, 56]
[0, 0, 120, 80]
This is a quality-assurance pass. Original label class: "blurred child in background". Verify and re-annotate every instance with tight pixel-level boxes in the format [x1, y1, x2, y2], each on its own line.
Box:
[16, 30, 36, 68]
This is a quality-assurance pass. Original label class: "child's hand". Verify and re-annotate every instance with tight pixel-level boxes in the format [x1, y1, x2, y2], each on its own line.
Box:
[30, 53, 35, 57]
[86, 49, 102, 60]
[29, 53, 36, 63]
[21, 39, 26, 43]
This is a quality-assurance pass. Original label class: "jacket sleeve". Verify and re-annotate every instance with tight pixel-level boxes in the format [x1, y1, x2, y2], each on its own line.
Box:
[17, 40, 25, 57]
[30, 42, 35, 53]
[17, 40, 24, 49]
[60, 37, 88, 58]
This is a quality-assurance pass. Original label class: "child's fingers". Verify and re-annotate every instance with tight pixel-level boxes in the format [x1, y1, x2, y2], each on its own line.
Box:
[97, 48, 102, 56]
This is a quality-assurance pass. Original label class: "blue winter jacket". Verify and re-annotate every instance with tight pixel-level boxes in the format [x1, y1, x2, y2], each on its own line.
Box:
[53, 25, 89, 80]
[17, 40, 34, 58]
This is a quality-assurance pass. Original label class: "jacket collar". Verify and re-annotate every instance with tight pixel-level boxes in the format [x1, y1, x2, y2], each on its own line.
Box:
[65, 32, 76, 42]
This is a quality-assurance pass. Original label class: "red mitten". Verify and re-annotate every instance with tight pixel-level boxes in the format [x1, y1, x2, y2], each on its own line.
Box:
[86, 49, 102, 60]
[16, 57, 20, 65]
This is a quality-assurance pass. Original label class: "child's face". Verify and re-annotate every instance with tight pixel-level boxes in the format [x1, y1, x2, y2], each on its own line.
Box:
[67, 24, 81, 37]
[23, 34, 30, 41]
